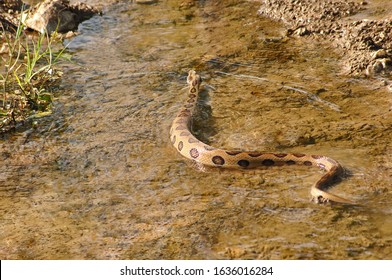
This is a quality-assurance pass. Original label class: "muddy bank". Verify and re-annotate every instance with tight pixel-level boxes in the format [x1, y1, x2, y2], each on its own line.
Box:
[0, 0, 100, 34]
[258, 0, 392, 77]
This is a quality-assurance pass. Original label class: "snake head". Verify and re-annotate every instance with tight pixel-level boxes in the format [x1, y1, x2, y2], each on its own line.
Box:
[187, 70, 202, 90]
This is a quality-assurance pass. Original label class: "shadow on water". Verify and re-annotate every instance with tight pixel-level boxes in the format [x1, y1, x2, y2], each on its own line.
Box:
[0, 0, 391, 259]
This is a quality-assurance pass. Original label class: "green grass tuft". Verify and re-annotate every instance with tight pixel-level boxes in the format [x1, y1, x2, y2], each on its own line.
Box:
[0, 8, 70, 132]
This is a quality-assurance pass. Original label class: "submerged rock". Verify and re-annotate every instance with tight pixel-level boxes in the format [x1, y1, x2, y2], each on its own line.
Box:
[25, 0, 101, 33]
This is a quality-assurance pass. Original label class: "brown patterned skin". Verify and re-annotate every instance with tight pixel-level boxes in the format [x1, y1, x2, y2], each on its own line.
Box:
[170, 70, 354, 204]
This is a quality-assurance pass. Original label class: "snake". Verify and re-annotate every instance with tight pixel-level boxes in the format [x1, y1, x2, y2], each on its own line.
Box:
[170, 70, 354, 204]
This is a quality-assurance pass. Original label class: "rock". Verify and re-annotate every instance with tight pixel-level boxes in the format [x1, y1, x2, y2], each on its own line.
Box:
[371, 49, 387, 60]
[25, 0, 76, 33]
[293, 26, 310, 36]
[258, 0, 392, 77]
[366, 58, 392, 76]
[0, 43, 10, 54]
[24, 0, 100, 34]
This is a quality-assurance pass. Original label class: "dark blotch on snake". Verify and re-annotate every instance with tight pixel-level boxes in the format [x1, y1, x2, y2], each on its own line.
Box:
[226, 150, 241, 156]
[237, 160, 250, 167]
[177, 112, 189, 117]
[262, 159, 275, 166]
[204, 146, 216, 151]
[293, 153, 306, 158]
[274, 153, 287, 158]
[188, 137, 199, 144]
[171, 135, 176, 144]
[180, 131, 190, 136]
[175, 125, 186, 130]
[190, 148, 199, 158]
[249, 152, 262, 157]
[176, 118, 187, 124]
[286, 160, 296, 165]
[212, 155, 225, 165]
[188, 94, 196, 99]
[178, 141, 183, 151]
[190, 87, 196, 93]
[304, 161, 312, 166]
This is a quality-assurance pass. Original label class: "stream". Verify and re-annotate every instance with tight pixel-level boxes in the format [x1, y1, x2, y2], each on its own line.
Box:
[0, 0, 391, 259]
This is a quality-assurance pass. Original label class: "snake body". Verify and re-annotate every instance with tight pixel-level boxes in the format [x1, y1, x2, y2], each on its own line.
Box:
[170, 70, 353, 204]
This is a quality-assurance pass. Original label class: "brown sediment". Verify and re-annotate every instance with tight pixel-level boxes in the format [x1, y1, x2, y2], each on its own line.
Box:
[258, 0, 392, 77]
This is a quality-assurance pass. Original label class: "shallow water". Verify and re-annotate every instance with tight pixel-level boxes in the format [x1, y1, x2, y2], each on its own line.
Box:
[0, 0, 391, 259]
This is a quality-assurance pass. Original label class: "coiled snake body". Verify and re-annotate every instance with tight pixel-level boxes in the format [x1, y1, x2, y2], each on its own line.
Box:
[170, 70, 353, 204]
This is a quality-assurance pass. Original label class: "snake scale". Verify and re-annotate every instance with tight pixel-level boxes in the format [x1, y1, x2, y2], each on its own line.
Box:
[170, 70, 353, 204]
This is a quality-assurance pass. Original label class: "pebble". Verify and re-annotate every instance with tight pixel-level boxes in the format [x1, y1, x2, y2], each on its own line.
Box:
[371, 49, 387, 60]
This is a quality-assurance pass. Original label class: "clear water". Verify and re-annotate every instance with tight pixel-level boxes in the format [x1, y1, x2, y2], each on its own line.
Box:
[0, 0, 391, 259]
